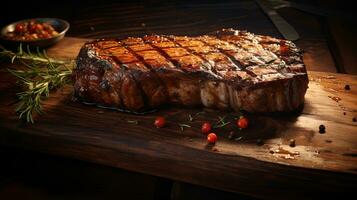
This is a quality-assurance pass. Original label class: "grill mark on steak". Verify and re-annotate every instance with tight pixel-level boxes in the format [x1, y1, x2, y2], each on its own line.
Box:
[219, 35, 278, 65]
[122, 42, 152, 70]
[253, 35, 306, 74]
[213, 30, 284, 71]
[165, 36, 220, 78]
[142, 36, 183, 70]
[215, 31, 303, 82]
[196, 36, 257, 79]
[99, 41, 148, 110]
[196, 36, 244, 69]
[143, 36, 216, 74]
[133, 36, 180, 106]
[95, 39, 121, 49]
[121, 36, 175, 108]
[121, 43, 153, 109]
[161, 48, 205, 73]
[169, 37, 248, 81]
[203, 32, 305, 87]
[216, 35, 273, 65]
[255, 34, 303, 67]
[142, 36, 206, 105]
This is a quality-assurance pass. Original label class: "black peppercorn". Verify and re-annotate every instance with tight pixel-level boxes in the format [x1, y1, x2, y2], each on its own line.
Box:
[228, 131, 235, 140]
[319, 124, 326, 134]
[344, 84, 350, 90]
[353, 117, 357, 122]
[256, 139, 264, 146]
[289, 139, 296, 147]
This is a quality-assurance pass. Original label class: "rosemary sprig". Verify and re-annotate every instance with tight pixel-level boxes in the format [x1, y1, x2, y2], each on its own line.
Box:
[1, 44, 73, 123]
[188, 111, 205, 122]
[127, 120, 139, 125]
[0, 44, 66, 65]
[213, 116, 231, 128]
[178, 123, 191, 132]
[188, 114, 194, 122]
[213, 121, 231, 128]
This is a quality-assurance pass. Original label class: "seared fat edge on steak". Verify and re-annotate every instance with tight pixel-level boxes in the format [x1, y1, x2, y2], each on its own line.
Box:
[73, 28, 308, 113]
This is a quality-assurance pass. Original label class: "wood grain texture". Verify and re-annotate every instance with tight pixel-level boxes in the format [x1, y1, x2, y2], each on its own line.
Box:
[46, 37, 90, 60]
[0, 37, 356, 199]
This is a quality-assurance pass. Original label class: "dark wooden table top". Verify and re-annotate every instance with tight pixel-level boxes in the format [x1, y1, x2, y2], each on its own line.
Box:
[1, 37, 357, 199]
[1, 1, 357, 199]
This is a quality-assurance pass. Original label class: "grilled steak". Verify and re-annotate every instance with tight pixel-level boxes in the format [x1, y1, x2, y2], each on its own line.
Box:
[73, 29, 308, 113]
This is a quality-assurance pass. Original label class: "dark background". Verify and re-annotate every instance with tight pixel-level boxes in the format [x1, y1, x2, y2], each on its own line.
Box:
[1, 0, 356, 199]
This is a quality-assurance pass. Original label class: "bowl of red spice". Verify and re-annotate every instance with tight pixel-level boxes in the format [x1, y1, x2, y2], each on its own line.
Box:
[1, 18, 69, 48]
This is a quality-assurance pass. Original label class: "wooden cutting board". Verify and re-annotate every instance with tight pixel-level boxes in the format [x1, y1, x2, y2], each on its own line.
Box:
[1, 37, 357, 199]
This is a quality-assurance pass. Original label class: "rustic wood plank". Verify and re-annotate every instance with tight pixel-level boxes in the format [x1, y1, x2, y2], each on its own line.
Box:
[0, 37, 356, 199]
[324, 18, 357, 75]
[46, 37, 90, 59]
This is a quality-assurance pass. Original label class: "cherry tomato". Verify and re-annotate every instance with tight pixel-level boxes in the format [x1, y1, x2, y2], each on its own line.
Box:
[154, 116, 166, 128]
[46, 25, 55, 32]
[237, 116, 249, 129]
[201, 122, 212, 134]
[15, 23, 25, 33]
[40, 31, 50, 39]
[28, 23, 37, 33]
[207, 133, 217, 144]
[30, 33, 38, 40]
[51, 30, 59, 36]
[36, 24, 43, 31]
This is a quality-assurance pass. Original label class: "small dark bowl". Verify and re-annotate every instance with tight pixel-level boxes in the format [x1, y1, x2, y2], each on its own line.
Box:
[0, 18, 70, 48]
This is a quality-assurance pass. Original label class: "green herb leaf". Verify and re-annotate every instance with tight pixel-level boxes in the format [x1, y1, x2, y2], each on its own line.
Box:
[213, 115, 231, 128]
[178, 123, 191, 131]
[188, 111, 205, 122]
[213, 121, 231, 128]
[127, 120, 139, 125]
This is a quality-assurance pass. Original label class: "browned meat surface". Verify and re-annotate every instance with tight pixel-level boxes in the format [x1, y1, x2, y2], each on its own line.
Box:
[73, 29, 308, 113]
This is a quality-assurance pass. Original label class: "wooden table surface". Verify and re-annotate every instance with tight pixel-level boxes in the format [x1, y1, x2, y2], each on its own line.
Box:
[1, 1, 357, 199]
[1, 37, 357, 199]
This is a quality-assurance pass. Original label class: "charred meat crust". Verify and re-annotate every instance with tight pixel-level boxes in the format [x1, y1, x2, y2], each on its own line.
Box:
[72, 29, 309, 113]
